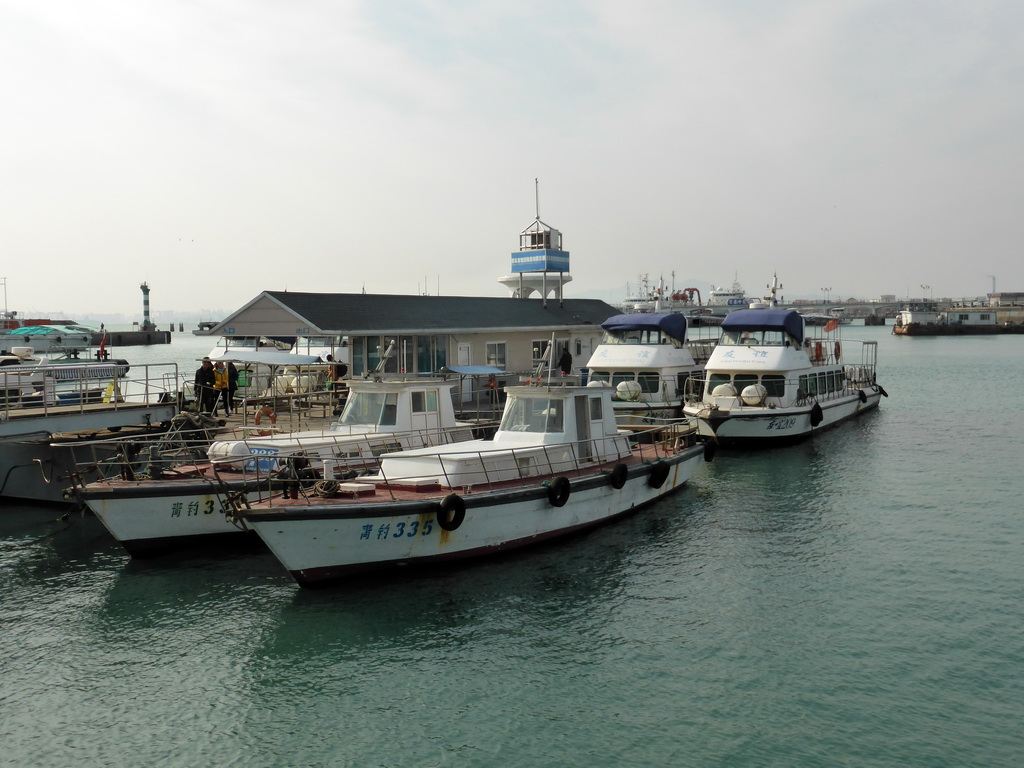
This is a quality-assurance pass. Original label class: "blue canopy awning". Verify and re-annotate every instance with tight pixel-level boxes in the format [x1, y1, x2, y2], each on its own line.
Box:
[600, 313, 688, 343]
[721, 309, 804, 343]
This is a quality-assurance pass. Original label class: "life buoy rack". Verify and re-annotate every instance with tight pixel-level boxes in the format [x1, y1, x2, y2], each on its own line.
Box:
[548, 476, 571, 507]
[834, 342, 841, 360]
[254, 406, 276, 436]
[437, 493, 466, 531]
[648, 460, 670, 489]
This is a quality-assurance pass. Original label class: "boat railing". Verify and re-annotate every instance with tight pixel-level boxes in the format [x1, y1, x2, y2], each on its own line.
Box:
[265, 417, 700, 504]
[59, 417, 500, 497]
[1, 362, 180, 419]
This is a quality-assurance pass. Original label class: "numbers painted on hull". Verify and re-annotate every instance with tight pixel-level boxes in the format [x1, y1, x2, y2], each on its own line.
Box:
[765, 417, 797, 431]
[359, 519, 435, 541]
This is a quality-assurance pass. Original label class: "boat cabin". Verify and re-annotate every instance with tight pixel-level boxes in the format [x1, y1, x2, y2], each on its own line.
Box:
[373, 384, 633, 488]
[209, 379, 469, 469]
[585, 313, 714, 404]
[693, 308, 870, 408]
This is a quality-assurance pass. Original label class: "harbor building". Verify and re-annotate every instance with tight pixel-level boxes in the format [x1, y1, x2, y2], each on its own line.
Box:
[197, 210, 617, 379]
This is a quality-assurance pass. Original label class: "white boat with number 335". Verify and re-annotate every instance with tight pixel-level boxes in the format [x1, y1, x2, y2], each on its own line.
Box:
[238, 382, 710, 588]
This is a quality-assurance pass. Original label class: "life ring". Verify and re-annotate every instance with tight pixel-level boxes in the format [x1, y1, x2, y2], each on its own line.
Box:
[437, 493, 466, 531]
[858, 389, 868, 403]
[810, 402, 824, 427]
[254, 406, 276, 436]
[548, 476, 571, 507]
[608, 463, 628, 489]
[648, 460, 670, 489]
[834, 342, 841, 360]
[814, 342, 823, 361]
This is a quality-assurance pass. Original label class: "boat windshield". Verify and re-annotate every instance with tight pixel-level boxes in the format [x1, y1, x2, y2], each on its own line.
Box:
[338, 391, 399, 426]
[602, 329, 674, 345]
[499, 397, 564, 433]
[720, 329, 787, 346]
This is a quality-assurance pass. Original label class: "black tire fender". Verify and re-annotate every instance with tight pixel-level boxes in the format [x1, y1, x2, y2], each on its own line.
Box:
[858, 389, 868, 403]
[437, 493, 466, 531]
[648, 460, 670, 489]
[810, 402, 824, 427]
[548, 476, 571, 507]
[609, 463, 628, 489]
[703, 441, 717, 463]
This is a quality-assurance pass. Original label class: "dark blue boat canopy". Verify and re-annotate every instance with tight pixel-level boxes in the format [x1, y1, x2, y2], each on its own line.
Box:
[600, 313, 688, 343]
[721, 309, 804, 343]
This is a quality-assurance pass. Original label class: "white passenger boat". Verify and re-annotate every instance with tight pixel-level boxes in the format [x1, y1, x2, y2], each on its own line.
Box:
[238, 382, 709, 588]
[682, 287, 886, 445]
[584, 313, 715, 428]
[71, 379, 484, 557]
[1, 361, 179, 503]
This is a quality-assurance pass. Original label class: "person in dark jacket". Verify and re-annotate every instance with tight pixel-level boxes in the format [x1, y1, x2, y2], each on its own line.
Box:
[227, 361, 240, 412]
[558, 349, 573, 375]
[194, 357, 216, 413]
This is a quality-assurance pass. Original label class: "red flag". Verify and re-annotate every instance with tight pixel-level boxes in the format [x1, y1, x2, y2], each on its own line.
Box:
[824, 319, 839, 333]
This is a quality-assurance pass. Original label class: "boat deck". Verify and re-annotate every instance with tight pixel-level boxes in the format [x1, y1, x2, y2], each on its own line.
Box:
[251, 441, 684, 510]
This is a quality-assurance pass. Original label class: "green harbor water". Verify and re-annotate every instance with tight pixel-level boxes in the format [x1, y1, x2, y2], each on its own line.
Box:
[1, 327, 1022, 767]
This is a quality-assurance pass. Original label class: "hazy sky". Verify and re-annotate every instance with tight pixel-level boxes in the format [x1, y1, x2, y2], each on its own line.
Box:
[3, 0, 1022, 319]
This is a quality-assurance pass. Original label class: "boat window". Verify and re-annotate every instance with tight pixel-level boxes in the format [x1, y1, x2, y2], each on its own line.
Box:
[676, 372, 690, 396]
[589, 397, 602, 421]
[500, 397, 564, 433]
[638, 373, 660, 393]
[589, 371, 610, 384]
[708, 373, 731, 393]
[800, 374, 817, 396]
[762, 375, 786, 397]
[720, 329, 786, 346]
[381, 393, 398, 426]
[734, 374, 759, 393]
[611, 372, 635, 387]
[337, 391, 398, 426]
[411, 390, 440, 414]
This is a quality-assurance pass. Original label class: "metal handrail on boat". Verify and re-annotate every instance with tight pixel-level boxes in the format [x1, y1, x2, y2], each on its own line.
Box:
[1, 361, 180, 419]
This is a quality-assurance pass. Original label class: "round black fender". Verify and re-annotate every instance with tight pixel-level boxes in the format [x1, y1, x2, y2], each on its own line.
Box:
[878, 385, 889, 397]
[858, 389, 868, 403]
[437, 493, 466, 531]
[810, 402, 824, 427]
[648, 460, 670, 489]
[548, 476, 571, 507]
[703, 441, 717, 463]
[608, 463, 628, 490]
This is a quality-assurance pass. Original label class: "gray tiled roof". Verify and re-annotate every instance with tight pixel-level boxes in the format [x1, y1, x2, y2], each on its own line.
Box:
[266, 292, 618, 334]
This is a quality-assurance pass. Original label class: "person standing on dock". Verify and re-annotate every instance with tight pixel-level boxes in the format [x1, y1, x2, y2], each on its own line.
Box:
[194, 358, 216, 413]
[212, 360, 231, 416]
[227, 361, 239, 412]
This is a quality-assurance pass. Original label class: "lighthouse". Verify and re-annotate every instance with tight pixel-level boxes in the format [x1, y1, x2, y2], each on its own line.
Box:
[140, 282, 155, 331]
